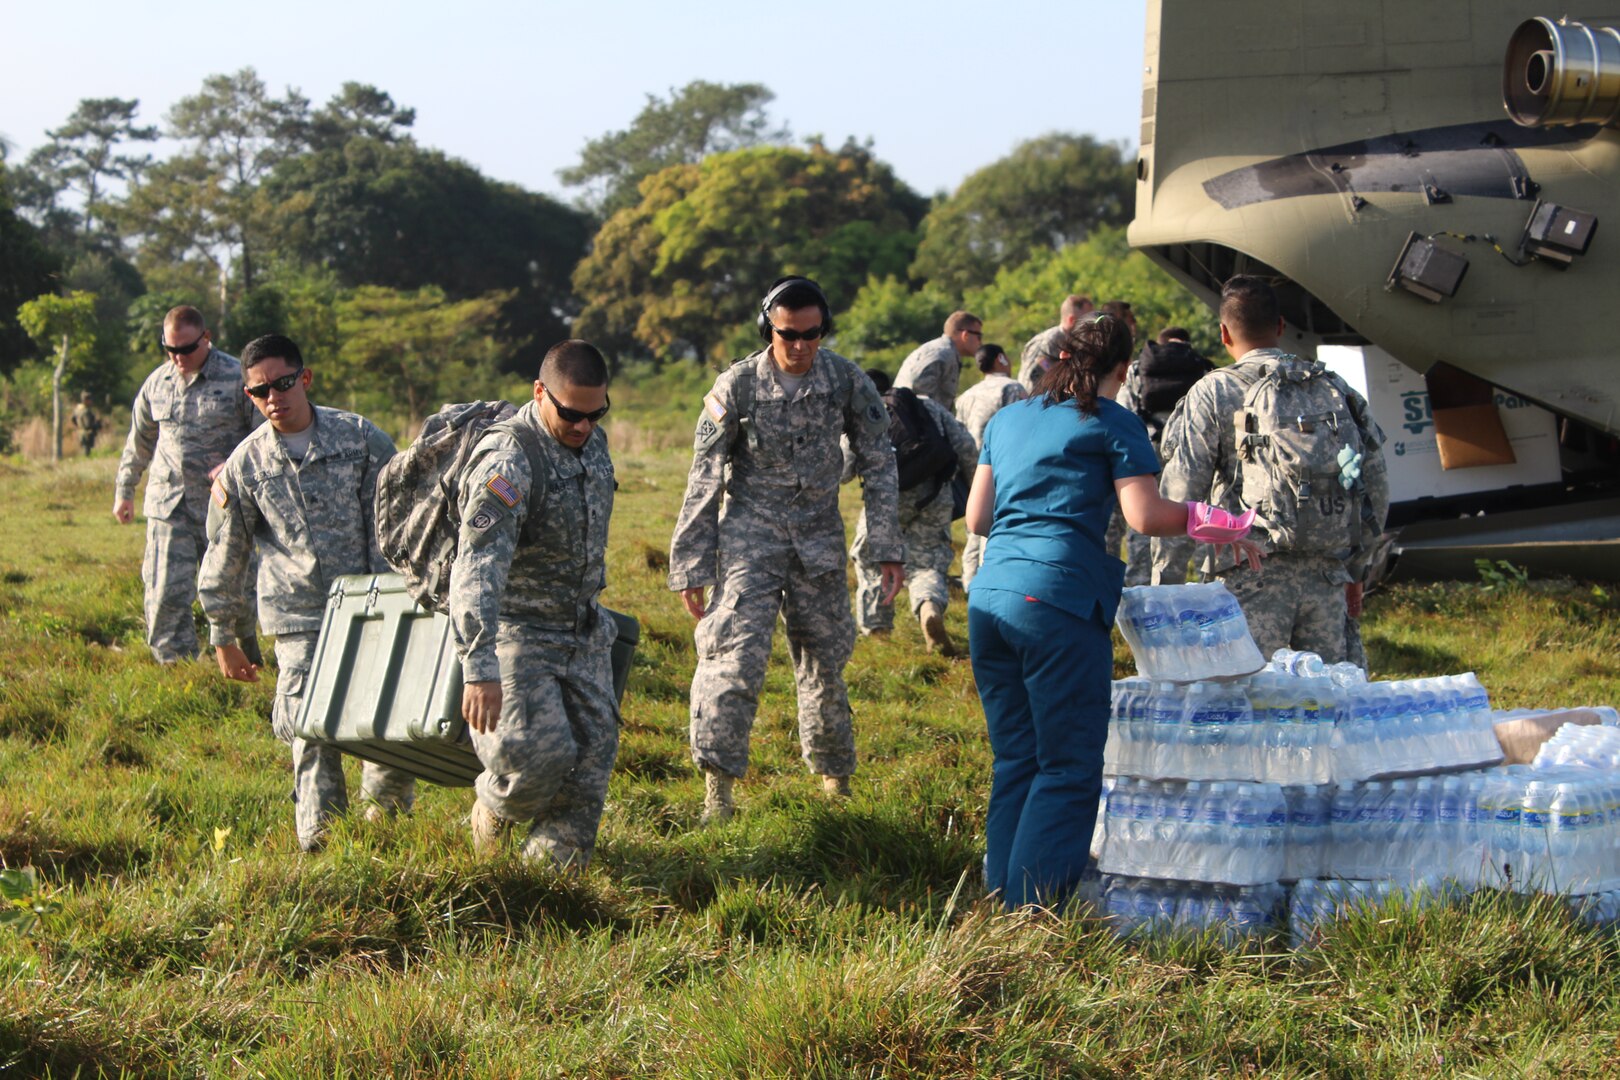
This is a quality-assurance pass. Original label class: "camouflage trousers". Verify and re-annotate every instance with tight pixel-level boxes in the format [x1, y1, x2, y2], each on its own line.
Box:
[272, 633, 416, 851]
[852, 487, 952, 632]
[691, 555, 856, 779]
[471, 619, 620, 864]
[1212, 554, 1353, 665]
[1104, 509, 1153, 588]
[143, 514, 258, 664]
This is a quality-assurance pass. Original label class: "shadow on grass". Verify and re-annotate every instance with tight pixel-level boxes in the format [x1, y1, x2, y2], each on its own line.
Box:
[1368, 636, 1462, 677]
[0, 819, 152, 885]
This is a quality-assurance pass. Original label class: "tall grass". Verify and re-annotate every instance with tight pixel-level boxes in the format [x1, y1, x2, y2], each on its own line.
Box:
[2, 366, 1618, 1076]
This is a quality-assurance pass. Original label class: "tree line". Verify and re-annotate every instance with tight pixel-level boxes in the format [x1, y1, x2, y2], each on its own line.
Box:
[0, 72, 1213, 436]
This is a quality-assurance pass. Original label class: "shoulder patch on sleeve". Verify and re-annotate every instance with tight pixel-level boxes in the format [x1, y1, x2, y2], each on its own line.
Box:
[704, 393, 727, 422]
[468, 504, 503, 533]
[212, 477, 229, 508]
[485, 473, 519, 508]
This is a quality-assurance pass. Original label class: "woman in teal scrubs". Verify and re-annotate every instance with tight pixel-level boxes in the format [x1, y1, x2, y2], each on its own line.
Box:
[965, 315, 1259, 910]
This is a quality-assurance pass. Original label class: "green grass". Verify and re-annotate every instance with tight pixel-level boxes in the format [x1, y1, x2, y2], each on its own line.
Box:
[3, 372, 1620, 1077]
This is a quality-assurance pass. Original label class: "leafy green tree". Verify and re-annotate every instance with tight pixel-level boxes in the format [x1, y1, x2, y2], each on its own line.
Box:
[836, 275, 957, 372]
[60, 250, 146, 401]
[307, 82, 414, 151]
[964, 226, 1218, 359]
[0, 163, 61, 373]
[121, 69, 310, 294]
[911, 133, 1134, 294]
[330, 285, 512, 424]
[18, 98, 157, 247]
[559, 81, 789, 217]
[573, 141, 926, 364]
[265, 138, 588, 374]
[17, 290, 99, 461]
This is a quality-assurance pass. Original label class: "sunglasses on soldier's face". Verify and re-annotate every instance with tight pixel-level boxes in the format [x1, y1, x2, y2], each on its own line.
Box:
[543, 385, 610, 424]
[244, 371, 303, 399]
[161, 336, 207, 356]
[770, 323, 825, 342]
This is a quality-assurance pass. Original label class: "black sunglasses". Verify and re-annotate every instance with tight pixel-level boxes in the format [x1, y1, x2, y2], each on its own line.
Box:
[770, 323, 825, 343]
[161, 335, 208, 357]
[244, 371, 303, 399]
[543, 385, 610, 424]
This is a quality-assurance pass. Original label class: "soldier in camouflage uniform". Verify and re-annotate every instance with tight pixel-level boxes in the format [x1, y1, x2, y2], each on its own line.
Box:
[670, 277, 902, 821]
[1018, 294, 1093, 393]
[850, 369, 980, 654]
[115, 306, 262, 664]
[71, 393, 102, 456]
[893, 310, 983, 412]
[953, 344, 1028, 592]
[1152, 277, 1389, 663]
[199, 335, 416, 852]
[450, 340, 619, 870]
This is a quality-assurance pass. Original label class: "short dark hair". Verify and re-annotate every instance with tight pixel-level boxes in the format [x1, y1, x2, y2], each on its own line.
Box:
[1220, 275, 1281, 340]
[241, 334, 303, 371]
[1060, 295, 1092, 321]
[1102, 300, 1133, 320]
[539, 339, 609, 387]
[944, 310, 981, 335]
[164, 305, 206, 333]
[1158, 327, 1191, 344]
[975, 344, 1006, 373]
[863, 367, 892, 394]
[768, 281, 831, 322]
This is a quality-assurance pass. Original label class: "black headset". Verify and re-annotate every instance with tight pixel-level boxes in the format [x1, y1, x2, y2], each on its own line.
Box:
[756, 276, 833, 343]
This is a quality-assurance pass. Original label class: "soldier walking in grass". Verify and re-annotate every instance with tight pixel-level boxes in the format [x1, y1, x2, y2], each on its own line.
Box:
[1152, 276, 1389, 663]
[953, 343, 1028, 592]
[669, 277, 902, 823]
[198, 334, 416, 852]
[115, 305, 262, 665]
[850, 368, 980, 655]
[449, 340, 620, 870]
[70, 392, 102, 456]
[893, 310, 983, 412]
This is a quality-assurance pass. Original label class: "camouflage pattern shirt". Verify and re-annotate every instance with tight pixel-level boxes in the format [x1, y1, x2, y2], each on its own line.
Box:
[894, 335, 965, 411]
[954, 372, 1029, 446]
[450, 403, 616, 684]
[1153, 347, 1390, 582]
[116, 349, 263, 524]
[199, 406, 395, 645]
[1018, 326, 1065, 393]
[669, 348, 901, 591]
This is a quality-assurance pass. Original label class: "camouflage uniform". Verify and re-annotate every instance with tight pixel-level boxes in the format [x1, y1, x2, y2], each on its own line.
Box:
[894, 335, 965, 412]
[670, 348, 899, 780]
[449, 403, 618, 867]
[852, 395, 978, 630]
[1152, 348, 1389, 664]
[117, 349, 262, 663]
[71, 401, 101, 455]
[1018, 326, 1064, 394]
[199, 405, 416, 850]
[1102, 381, 1157, 587]
[953, 371, 1028, 591]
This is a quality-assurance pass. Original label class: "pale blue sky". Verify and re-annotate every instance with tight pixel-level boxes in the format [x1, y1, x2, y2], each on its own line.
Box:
[3, 0, 1148, 201]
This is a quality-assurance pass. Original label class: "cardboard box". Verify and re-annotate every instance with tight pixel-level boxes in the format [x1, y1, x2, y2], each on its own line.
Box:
[1318, 345, 1561, 505]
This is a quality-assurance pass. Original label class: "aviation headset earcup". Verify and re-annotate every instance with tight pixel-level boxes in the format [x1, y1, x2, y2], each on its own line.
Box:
[757, 277, 833, 342]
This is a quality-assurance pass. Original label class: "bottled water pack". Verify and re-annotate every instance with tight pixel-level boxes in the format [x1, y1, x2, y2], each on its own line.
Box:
[1103, 874, 1283, 942]
[1116, 583, 1266, 682]
[1288, 877, 1452, 949]
[1534, 722, 1620, 770]
[1331, 671, 1503, 782]
[1099, 777, 1288, 886]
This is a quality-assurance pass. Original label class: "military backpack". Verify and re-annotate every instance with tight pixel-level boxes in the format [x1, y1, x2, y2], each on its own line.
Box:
[1234, 356, 1366, 555]
[374, 400, 547, 614]
[883, 385, 958, 498]
[1128, 340, 1213, 436]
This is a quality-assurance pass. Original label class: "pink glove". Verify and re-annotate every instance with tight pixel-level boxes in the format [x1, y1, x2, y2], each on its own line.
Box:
[1187, 501, 1256, 543]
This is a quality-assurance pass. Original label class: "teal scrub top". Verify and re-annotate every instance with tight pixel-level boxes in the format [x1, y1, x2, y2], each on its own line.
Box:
[972, 395, 1161, 624]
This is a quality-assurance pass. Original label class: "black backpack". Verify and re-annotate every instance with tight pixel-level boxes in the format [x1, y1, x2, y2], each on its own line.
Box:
[1130, 340, 1215, 424]
[884, 386, 958, 497]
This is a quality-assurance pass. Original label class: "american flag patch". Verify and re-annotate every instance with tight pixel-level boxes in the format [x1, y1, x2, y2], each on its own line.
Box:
[211, 478, 229, 508]
[704, 393, 727, 422]
[485, 473, 519, 507]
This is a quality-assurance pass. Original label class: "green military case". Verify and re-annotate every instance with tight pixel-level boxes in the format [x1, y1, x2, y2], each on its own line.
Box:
[295, 573, 638, 787]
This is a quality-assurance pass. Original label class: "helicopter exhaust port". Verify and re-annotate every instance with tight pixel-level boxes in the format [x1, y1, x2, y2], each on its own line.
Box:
[1504, 16, 1620, 127]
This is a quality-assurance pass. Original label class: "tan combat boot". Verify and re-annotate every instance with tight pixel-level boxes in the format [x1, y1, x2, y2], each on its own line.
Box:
[919, 601, 954, 656]
[470, 800, 512, 855]
[701, 769, 735, 825]
[522, 833, 587, 874]
[822, 774, 851, 798]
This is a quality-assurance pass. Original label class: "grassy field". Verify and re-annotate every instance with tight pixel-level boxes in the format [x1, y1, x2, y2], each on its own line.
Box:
[3, 369, 1620, 1077]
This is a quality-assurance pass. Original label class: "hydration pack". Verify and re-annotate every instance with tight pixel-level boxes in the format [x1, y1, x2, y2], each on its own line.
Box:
[1235, 356, 1365, 555]
[884, 386, 957, 496]
[374, 400, 543, 613]
[1130, 340, 1214, 422]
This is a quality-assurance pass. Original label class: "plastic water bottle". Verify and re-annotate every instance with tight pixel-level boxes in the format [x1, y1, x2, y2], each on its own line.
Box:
[1329, 786, 1360, 878]
[1549, 781, 1584, 893]
[1520, 781, 1556, 893]
[1197, 783, 1230, 881]
[1408, 778, 1438, 882]
[1228, 783, 1262, 885]
[1436, 776, 1464, 882]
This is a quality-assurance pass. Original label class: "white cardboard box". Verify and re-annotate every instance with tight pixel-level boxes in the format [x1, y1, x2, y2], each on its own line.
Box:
[1318, 345, 1562, 505]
